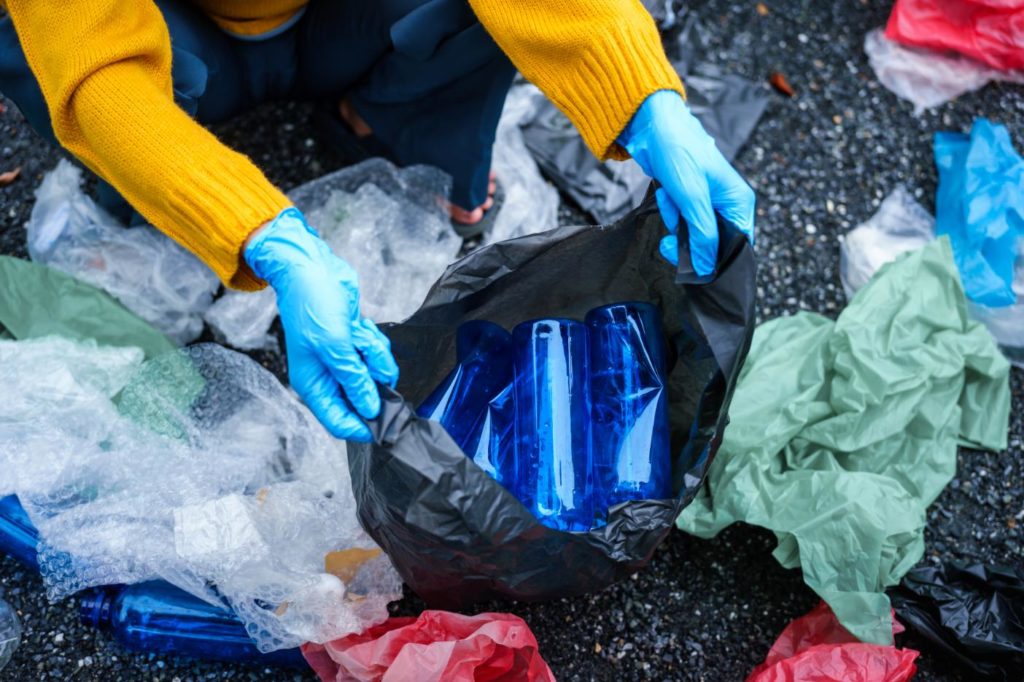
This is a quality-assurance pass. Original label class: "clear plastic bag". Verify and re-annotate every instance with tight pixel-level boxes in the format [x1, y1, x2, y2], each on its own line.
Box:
[26, 161, 220, 344]
[205, 159, 463, 348]
[840, 187, 1024, 368]
[485, 83, 560, 244]
[203, 288, 279, 352]
[864, 29, 1024, 114]
[0, 337, 402, 652]
[839, 186, 935, 299]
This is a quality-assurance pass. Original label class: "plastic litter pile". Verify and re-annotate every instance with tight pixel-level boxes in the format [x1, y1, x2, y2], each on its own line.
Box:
[677, 239, 1011, 645]
[0, 259, 402, 653]
[25, 160, 220, 344]
[865, 0, 1024, 112]
[417, 302, 670, 532]
[4, 2, 1024, 679]
[840, 118, 1024, 367]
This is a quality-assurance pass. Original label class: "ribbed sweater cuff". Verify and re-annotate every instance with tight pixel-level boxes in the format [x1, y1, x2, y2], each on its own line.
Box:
[545, 22, 684, 161]
[72, 66, 290, 291]
[162, 155, 291, 291]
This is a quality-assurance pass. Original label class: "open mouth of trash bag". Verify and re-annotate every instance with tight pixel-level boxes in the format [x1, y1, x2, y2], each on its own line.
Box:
[347, 191, 756, 607]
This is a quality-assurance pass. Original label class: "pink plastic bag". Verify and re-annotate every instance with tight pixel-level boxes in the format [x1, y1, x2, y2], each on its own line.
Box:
[301, 610, 556, 682]
[748, 602, 919, 682]
[886, 0, 1024, 71]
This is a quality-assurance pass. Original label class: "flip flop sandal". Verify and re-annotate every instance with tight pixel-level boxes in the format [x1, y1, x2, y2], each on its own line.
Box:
[312, 100, 392, 164]
[451, 180, 504, 240]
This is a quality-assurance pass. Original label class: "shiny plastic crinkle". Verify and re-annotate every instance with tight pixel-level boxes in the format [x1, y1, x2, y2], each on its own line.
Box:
[485, 83, 560, 245]
[840, 186, 1024, 368]
[864, 29, 1024, 114]
[0, 338, 402, 652]
[26, 160, 220, 344]
[205, 158, 461, 348]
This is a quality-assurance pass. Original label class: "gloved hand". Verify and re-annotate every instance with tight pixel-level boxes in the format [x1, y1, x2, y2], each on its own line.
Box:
[245, 208, 399, 442]
[618, 90, 755, 275]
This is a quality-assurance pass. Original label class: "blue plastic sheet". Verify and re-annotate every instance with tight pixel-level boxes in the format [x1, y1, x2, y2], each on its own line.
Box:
[935, 118, 1024, 308]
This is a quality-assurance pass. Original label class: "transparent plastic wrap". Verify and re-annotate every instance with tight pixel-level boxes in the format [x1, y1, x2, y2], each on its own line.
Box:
[0, 594, 20, 672]
[0, 338, 402, 652]
[204, 159, 461, 348]
[485, 83, 560, 244]
[26, 161, 220, 344]
[839, 186, 935, 299]
[864, 29, 1024, 114]
[840, 187, 1024, 368]
[203, 288, 279, 352]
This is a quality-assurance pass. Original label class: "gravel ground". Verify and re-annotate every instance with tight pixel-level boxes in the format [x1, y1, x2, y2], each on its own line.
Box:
[2, 0, 1022, 680]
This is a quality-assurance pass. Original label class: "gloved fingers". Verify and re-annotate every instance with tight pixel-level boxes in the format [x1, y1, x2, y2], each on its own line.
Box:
[321, 338, 382, 420]
[708, 159, 757, 245]
[654, 187, 680, 234]
[352, 318, 400, 388]
[663, 167, 719, 277]
[659, 234, 679, 266]
[295, 364, 373, 442]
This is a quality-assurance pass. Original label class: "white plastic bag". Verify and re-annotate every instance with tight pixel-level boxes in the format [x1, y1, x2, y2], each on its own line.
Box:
[0, 338, 403, 651]
[864, 29, 1024, 114]
[839, 186, 935, 299]
[485, 83, 560, 245]
[26, 161, 220, 344]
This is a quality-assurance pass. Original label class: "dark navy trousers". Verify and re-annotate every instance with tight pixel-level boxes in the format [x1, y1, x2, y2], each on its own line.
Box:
[0, 0, 515, 215]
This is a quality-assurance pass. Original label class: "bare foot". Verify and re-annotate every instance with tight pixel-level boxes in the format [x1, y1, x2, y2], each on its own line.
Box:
[451, 171, 499, 225]
[338, 98, 373, 138]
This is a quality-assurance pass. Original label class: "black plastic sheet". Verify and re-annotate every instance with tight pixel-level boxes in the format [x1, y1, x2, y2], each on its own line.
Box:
[349, 193, 756, 607]
[890, 562, 1024, 680]
[518, 12, 768, 225]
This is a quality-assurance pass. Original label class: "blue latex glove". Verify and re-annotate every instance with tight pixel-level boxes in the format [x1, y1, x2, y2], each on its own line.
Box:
[619, 90, 755, 275]
[245, 208, 399, 441]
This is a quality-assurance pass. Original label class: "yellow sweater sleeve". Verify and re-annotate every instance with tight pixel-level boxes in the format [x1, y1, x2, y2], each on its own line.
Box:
[468, 0, 683, 161]
[5, 0, 288, 290]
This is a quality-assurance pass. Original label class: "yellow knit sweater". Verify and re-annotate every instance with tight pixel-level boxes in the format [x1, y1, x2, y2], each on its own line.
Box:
[3, 0, 682, 290]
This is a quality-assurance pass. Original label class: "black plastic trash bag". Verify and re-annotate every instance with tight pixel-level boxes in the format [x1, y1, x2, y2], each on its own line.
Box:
[890, 562, 1024, 680]
[348, 193, 756, 607]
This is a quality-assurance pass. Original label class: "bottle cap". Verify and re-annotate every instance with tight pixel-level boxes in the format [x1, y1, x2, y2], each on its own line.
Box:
[79, 589, 113, 628]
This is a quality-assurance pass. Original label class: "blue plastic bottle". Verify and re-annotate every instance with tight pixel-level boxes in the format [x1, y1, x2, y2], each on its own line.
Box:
[0, 495, 301, 668]
[511, 318, 595, 532]
[80, 583, 305, 667]
[0, 495, 39, 570]
[418, 320, 514, 464]
[467, 382, 515, 484]
[586, 303, 671, 511]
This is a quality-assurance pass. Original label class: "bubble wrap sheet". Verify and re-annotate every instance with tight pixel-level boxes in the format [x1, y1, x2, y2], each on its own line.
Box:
[0, 338, 402, 651]
[25, 161, 220, 344]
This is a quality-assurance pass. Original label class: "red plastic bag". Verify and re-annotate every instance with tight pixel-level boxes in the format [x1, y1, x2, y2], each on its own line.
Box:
[885, 0, 1024, 71]
[747, 602, 919, 682]
[300, 610, 557, 682]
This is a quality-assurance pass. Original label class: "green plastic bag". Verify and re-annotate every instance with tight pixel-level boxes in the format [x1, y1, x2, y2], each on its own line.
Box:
[677, 238, 1011, 645]
[0, 255, 173, 358]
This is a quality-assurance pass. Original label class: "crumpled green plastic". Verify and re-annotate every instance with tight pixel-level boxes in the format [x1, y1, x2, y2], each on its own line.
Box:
[677, 238, 1011, 646]
[0, 255, 173, 357]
